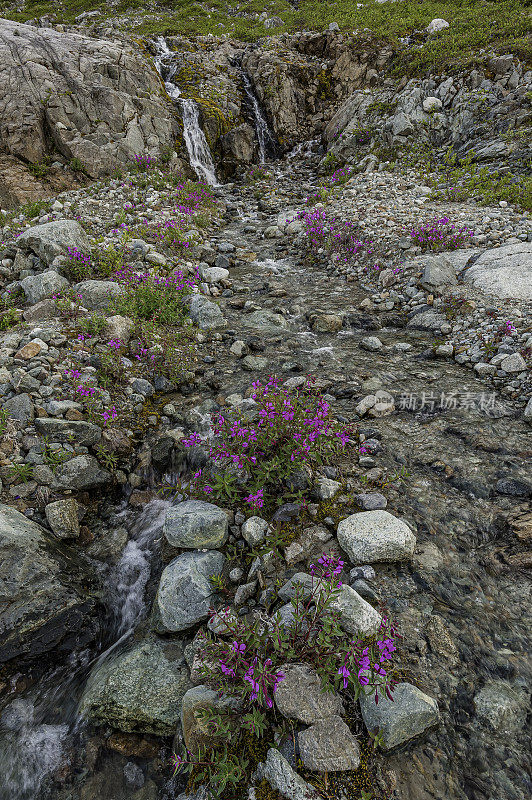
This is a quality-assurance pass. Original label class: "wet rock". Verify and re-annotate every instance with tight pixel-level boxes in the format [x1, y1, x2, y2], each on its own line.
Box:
[35, 417, 102, 446]
[368, 390, 395, 418]
[298, 715, 361, 771]
[241, 309, 289, 333]
[164, 500, 229, 550]
[332, 584, 382, 636]
[54, 455, 112, 490]
[253, 748, 321, 800]
[495, 478, 531, 497]
[189, 294, 226, 329]
[181, 685, 241, 756]
[74, 280, 121, 310]
[473, 681, 530, 734]
[310, 313, 343, 333]
[242, 355, 269, 370]
[462, 243, 532, 300]
[45, 498, 80, 539]
[0, 503, 98, 664]
[15, 220, 90, 265]
[274, 663, 344, 724]
[152, 550, 225, 633]
[524, 396, 532, 424]
[20, 270, 69, 305]
[337, 510, 416, 563]
[360, 682, 440, 749]
[79, 638, 190, 735]
[360, 335, 383, 351]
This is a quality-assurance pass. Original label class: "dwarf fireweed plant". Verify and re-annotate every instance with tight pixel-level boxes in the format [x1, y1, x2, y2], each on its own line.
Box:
[180, 378, 354, 511]
[132, 153, 157, 171]
[111, 264, 197, 325]
[294, 208, 373, 265]
[172, 554, 398, 797]
[408, 216, 473, 252]
[328, 166, 354, 186]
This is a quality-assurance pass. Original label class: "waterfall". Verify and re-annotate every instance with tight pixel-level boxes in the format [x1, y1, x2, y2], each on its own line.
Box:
[237, 65, 276, 163]
[0, 500, 169, 800]
[153, 37, 219, 186]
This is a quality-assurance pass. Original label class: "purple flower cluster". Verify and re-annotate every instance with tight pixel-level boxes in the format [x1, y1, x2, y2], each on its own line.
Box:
[408, 216, 474, 251]
[181, 377, 353, 509]
[133, 153, 156, 171]
[293, 207, 373, 265]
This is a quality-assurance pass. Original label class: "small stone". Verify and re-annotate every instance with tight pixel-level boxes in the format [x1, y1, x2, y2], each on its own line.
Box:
[45, 499, 80, 539]
[15, 340, 45, 360]
[473, 681, 530, 734]
[253, 748, 321, 800]
[423, 96, 443, 113]
[360, 336, 383, 352]
[500, 353, 527, 373]
[354, 492, 387, 510]
[426, 18, 449, 33]
[241, 516, 269, 547]
[315, 477, 341, 500]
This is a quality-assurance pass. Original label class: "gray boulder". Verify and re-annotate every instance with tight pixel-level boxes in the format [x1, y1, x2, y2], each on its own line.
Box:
[253, 748, 321, 800]
[35, 417, 102, 446]
[16, 220, 90, 265]
[20, 270, 69, 305]
[274, 663, 343, 724]
[189, 295, 226, 329]
[164, 500, 228, 550]
[298, 715, 361, 771]
[152, 550, 225, 633]
[337, 510, 416, 563]
[241, 515, 270, 547]
[74, 280, 121, 310]
[0, 503, 98, 664]
[79, 638, 191, 735]
[360, 682, 440, 749]
[54, 455, 112, 490]
[462, 243, 532, 300]
[419, 253, 458, 294]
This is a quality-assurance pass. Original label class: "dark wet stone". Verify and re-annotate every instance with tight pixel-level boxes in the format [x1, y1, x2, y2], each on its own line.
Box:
[495, 478, 531, 497]
[272, 503, 302, 522]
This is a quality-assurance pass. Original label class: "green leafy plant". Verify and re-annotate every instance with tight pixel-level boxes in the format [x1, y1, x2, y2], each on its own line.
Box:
[9, 462, 34, 483]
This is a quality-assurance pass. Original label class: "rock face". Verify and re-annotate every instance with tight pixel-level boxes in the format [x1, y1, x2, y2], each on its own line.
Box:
[337, 510, 417, 563]
[0, 503, 99, 664]
[0, 18, 177, 204]
[360, 682, 440, 749]
[79, 638, 191, 735]
[152, 550, 225, 633]
[462, 243, 532, 300]
[164, 501, 229, 550]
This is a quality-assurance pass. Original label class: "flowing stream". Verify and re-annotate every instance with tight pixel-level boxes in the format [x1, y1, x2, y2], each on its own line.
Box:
[236, 65, 276, 163]
[153, 37, 219, 186]
[0, 500, 169, 800]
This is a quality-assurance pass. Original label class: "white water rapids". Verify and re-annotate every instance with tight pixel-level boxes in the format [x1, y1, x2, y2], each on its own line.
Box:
[0, 499, 169, 800]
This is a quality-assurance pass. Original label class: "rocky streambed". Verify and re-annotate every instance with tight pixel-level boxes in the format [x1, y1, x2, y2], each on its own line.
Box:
[0, 17, 530, 800]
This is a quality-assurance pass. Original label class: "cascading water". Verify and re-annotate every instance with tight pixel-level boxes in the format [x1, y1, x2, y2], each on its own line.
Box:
[153, 37, 219, 186]
[236, 65, 277, 164]
[0, 499, 169, 800]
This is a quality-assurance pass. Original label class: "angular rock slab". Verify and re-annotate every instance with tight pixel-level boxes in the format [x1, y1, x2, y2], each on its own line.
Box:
[253, 748, 322, 800]
[360, 682, 440, 749]
[79, 638, 190, 735]
[462, 243, 532, 300]
[0, 503, 98, 664]
[152, 550, 225, 633]
[274, 663, 344, 724]
[16, 220, 90, 265]
[164, 500, 228, 550]
[337, 510, 416, 563]
[298, 715, 361, 771]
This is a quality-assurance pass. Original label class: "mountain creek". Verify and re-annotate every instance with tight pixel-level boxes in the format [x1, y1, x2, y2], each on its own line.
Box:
[0, 14, 530, 800]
